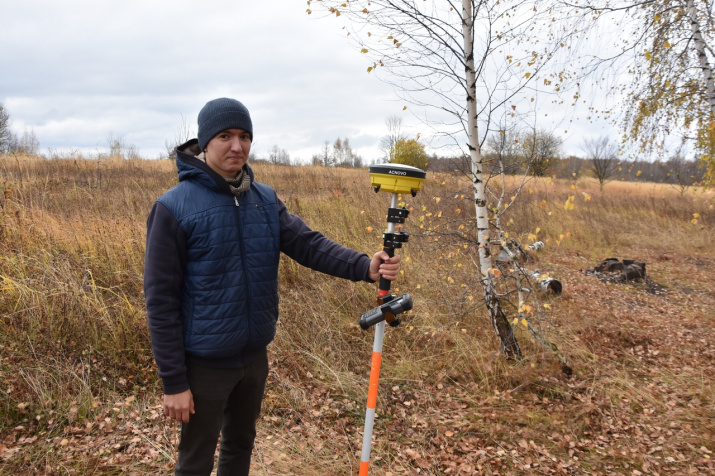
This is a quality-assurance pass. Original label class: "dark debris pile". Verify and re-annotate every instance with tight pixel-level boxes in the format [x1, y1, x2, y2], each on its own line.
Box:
[583, 258, 667, 295]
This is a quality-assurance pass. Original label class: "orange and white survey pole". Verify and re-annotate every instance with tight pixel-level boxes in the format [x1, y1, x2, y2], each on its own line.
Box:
[358, 164, 425, 476]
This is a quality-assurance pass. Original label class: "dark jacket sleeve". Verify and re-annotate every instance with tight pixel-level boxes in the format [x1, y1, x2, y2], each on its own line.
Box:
[144, 201, 189, 395]
[277, 197, 373, 282]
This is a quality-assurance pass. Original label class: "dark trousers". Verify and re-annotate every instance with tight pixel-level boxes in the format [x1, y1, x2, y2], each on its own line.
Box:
[175, 349, 269, 476]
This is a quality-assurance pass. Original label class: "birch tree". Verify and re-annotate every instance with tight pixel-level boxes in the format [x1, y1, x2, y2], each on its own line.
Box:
[391, 137, 429, 170]
[0, 103, 13, 154]
[308, 0, 582, 363]
[567, 0, 715, 183]
[485, 127, 523, 175]
[583, 136, 620, 191]
[379, 115, 405, 163]
[521, 129, 563, 177]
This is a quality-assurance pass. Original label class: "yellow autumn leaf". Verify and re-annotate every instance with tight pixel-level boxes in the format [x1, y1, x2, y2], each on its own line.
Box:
[435, 197, 441, 203]
[365, 226, 373, 233]
[360, 48, 368, 54]
[540, 200, 547, 209]
[564, 196, 575, 210]
[521, 318, 528, 328]
[543, 303, 551, 310]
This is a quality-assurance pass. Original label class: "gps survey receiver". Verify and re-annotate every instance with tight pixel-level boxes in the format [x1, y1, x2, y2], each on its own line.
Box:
[359, 163, 425, 476]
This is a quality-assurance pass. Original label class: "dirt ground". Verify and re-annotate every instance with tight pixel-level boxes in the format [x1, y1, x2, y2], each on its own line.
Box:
[2, 251, 714, 475]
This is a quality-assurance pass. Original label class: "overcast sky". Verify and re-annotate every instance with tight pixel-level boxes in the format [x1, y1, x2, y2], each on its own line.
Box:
[2, 0, 616, 162]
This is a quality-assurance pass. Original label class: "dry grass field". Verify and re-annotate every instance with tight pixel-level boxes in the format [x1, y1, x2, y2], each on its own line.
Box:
[1, 154, 713, 475]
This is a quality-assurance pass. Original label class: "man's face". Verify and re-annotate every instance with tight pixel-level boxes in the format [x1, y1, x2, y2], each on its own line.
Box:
[204, 128, 251, 178]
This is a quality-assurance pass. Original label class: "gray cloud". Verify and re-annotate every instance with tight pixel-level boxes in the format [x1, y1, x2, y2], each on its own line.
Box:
[1, 0, 407, 160]
[2, 0, 617, 161]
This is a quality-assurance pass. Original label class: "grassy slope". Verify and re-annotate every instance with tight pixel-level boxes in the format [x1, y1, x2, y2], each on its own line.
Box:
[0, 155, 713, 475]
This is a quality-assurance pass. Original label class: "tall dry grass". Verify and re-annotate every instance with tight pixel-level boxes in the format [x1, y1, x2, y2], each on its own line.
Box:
[1, 154, 713, 473]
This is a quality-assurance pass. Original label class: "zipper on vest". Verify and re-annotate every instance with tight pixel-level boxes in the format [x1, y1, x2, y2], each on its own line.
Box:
[234, 195, 251, 359]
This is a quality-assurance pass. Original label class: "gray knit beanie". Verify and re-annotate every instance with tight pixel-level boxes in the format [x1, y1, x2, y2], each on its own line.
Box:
[197, 98, 253, 150]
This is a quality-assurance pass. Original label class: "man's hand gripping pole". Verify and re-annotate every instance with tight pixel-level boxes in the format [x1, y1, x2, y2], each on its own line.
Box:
[360, 205, 413, 329]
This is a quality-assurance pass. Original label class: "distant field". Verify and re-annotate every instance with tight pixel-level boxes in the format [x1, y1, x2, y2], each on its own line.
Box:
[1, 154, 713, 474]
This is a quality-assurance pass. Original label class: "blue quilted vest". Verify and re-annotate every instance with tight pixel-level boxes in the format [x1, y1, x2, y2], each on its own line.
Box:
[158, 153, 281, 363]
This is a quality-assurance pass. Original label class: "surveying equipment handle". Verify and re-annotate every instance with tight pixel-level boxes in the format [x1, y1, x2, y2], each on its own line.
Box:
[360, 293, 413, 330]
[379, 247, 395, 294]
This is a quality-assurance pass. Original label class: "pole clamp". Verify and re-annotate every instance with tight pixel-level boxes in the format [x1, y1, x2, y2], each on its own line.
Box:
[387, 207, 410, 224]
[382, 231, 409, 249]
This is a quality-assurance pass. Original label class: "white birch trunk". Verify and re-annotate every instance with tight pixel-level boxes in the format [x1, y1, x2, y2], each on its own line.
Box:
[687, 0, 715, 117]
[461, 0, 521, 359]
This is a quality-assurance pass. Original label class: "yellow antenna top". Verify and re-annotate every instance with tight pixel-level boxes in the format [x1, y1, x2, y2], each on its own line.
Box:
[368, 164, 426, 196]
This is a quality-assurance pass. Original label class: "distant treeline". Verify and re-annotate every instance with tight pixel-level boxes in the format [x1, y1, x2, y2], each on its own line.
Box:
[427, 154, 704, 187]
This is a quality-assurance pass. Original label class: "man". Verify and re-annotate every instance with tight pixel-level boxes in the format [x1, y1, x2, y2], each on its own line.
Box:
[144, 97, 401, 475]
